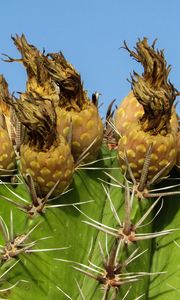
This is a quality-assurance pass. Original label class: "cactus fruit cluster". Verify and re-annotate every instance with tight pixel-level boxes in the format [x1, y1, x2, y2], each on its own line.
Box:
[0, 35, 179, 300]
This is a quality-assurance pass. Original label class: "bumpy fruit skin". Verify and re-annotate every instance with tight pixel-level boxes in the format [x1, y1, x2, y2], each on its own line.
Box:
[20, 136, 74, 197]
[115, 38, 180, 181]
[115, 92, 178, 180]
[0, 127, 16, 175]
[56, 103, 103, 162]
[114, 91, 178, 138]
[115, 92, 178, 179]
[114, 92, 139, 138]
[118, 122, 177, 180]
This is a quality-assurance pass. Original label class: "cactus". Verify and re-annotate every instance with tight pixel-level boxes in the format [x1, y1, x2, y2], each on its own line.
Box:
[0, 36, 179, 300]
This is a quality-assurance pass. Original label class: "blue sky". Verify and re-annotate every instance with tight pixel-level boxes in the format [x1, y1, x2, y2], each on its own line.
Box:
[0, 0, 180, 117]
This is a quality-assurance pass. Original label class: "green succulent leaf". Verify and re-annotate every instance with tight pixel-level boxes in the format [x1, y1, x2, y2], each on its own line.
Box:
[0, 148, 179, 300]
[149, 190, 180, 300]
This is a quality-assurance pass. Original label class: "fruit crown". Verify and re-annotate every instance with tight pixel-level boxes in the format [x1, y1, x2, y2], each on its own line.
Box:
[44, 52, 89, 111]
[7, 95, 57, 150]
[4, 34, 47, 82]
[4, 34, 91, 111]
[3, 34, 59, 102]
[124, 38, 178, 134]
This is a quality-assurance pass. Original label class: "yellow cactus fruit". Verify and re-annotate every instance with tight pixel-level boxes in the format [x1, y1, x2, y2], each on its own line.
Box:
[9, 96, 74, 197]
[0, 75, 16, 175]
[0, 128, 16, 176]
[114, 91, 178, 137]
[116, 38, 178, 181]
[55, 103, 103, 162]
[44, 52, 103, 162]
